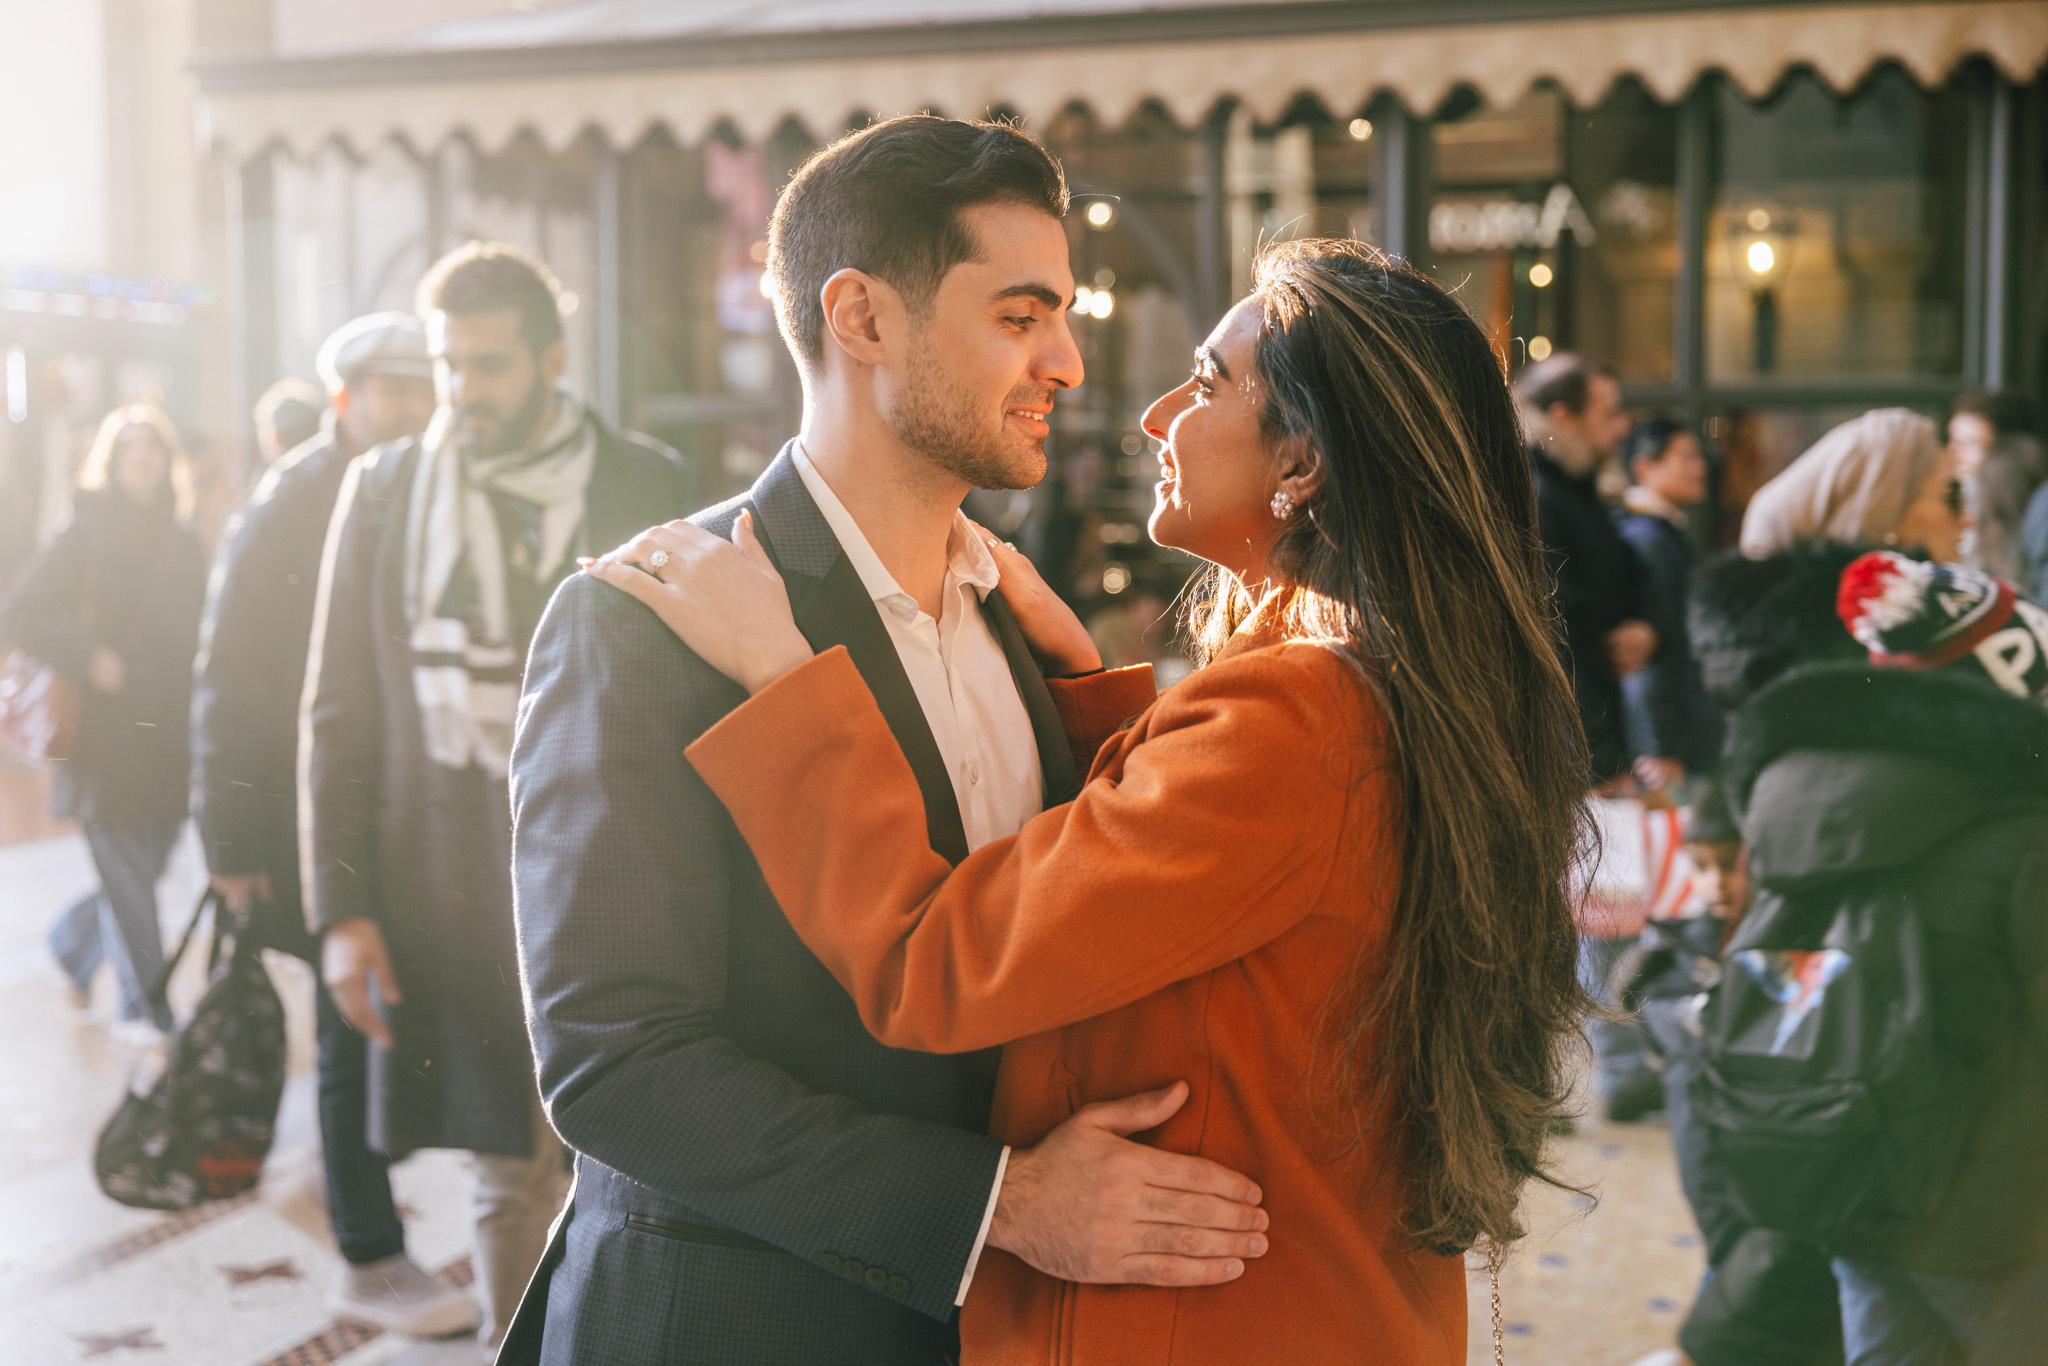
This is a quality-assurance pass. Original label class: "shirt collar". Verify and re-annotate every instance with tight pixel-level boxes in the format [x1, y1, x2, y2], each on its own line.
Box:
[1622, 483, 1689, 528]
[791, 441, 1001, 617]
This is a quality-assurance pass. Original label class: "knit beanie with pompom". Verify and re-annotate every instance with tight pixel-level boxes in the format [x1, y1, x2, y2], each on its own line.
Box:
[1836, 550, 2048, 699]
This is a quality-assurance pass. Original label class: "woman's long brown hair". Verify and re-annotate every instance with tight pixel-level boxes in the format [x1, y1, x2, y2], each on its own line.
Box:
[1189, 239, 1592, 1254]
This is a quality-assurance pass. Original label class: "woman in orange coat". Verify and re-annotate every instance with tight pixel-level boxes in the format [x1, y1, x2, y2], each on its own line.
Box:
[587, 240, 1591, 1364]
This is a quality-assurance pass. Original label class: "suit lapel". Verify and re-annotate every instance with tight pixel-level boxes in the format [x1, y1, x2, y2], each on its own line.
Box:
[744, 449, 971, 867]
[981, 589, 1081, 806]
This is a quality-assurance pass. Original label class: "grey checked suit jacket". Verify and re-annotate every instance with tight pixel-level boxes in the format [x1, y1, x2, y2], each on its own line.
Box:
[503, 446, 1079, 1365]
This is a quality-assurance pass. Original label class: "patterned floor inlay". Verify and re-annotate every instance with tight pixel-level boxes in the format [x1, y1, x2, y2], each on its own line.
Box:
[42, 1192, 263, 1289]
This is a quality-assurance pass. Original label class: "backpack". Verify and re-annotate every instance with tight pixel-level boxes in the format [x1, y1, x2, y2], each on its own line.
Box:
[1685, 879, 2016, 1258]
[95, 890, 287, 1210]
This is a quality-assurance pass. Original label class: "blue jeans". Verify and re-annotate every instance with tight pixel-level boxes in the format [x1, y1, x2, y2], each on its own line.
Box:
[49, 817, 179, 1029]
[1579, 932, 1660, 1103]
[1833, 1255, 2048, 1365]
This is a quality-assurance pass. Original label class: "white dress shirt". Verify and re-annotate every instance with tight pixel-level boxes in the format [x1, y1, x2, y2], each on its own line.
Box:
[791, 443, 1039, 1303]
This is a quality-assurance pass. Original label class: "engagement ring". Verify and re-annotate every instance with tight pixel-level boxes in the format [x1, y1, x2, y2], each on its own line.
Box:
[649, 549, 670, 569]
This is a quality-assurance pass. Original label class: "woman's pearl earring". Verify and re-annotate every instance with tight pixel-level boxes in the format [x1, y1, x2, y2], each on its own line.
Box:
[1270, 490, 1296, 520]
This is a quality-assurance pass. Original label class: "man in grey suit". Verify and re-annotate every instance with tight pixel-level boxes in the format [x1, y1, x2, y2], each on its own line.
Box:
[506, 117, 1265, 1364]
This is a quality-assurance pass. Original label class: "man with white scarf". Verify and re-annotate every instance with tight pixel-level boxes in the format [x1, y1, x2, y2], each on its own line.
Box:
[300, 242, 694, 1358]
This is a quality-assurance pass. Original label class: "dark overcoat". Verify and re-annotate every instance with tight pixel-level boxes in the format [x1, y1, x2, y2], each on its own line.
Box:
[500, 447, 1082, 1365]
[1531, 448, 1655, 783]
[191, 425, 354, 960]
[1614, 507, 1723, 772]
[300, 417, 693, 1158]
[0, 491, 207, 827]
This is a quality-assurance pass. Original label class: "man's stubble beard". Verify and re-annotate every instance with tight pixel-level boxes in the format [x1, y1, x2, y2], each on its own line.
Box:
[889, 332, 1049, 493]
[455, 373, 551, 458]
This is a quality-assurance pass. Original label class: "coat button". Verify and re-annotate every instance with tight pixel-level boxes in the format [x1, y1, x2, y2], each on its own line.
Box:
[864, 1266, 888, 1290]
[819, 1252, 842, 1272]
[840, 1258, 865, 1282]
[887, 1274, 911, 1297]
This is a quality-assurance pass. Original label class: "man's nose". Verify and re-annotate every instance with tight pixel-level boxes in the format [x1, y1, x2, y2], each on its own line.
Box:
[1037, 316, 1085, 393]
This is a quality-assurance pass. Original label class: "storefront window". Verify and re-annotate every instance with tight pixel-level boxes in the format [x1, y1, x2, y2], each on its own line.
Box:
[1036, 104, 1207, 618]
[1562, 81, 1680, 384]
[1225, 101, 1374, 299]
[1429, 82, 1678, 383]
[1706, 65, 1970, 383]
[622, 123, 812, 497]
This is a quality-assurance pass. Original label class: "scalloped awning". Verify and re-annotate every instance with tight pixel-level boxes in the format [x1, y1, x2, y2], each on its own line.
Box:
[200, 1, 2048, 158]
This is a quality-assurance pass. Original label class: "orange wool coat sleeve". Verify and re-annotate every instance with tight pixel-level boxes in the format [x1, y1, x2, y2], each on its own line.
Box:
[685, 641, 1388, 1055]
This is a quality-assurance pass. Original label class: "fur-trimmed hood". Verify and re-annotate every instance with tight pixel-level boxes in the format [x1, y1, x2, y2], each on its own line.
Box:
[1690, 542, 1868, 713]
[1727, 662, 2048, 810]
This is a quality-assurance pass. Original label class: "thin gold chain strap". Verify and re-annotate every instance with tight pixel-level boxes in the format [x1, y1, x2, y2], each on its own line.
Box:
[1489, 1249, 1506, 1366]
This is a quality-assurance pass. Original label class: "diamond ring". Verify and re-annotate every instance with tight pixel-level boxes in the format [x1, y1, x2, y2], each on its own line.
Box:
[649, 549, 670, 569]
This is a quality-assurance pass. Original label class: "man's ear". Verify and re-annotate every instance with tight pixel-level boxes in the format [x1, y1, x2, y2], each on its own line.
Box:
[540, 337, 568, 388]
[820, 269, 900, 370]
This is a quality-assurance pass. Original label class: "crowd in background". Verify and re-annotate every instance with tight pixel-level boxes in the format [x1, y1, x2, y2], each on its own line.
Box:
[1, 233, 2045, 1366]
[1517, 352, 2048, 1366]
[0, 240, 698, 1356]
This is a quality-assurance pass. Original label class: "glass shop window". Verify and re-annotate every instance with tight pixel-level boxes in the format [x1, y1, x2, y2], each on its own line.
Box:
[1035, 103, 1207, 653]
[622, 122, 813, 498]
[1429, 82, 1678, 383]
[1223, 98, 1377, 301]
[1706, 65, 1970, 383]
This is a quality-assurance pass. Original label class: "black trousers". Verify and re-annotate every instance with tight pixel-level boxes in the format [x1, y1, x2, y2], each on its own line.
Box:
[308, 965, 407, 1265]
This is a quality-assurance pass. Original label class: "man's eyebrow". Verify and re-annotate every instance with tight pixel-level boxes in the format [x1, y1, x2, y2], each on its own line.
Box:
[1196, 345, 1231, 382]
[991, 282, 1068, 310]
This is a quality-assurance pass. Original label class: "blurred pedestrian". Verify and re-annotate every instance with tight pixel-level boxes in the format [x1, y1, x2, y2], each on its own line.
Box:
[1946, 389, 2033, 479]
[299, 243, 694, 1358]
[1517, 354, 1662, 1121]
[1947, 391, 2043, 588]
[1739, 408, 1967, 562]
[191, 314, 467, 1337]
[1617, 418, 1723, 789]
[252, 377, 327, 468]
[1671, 542, 1867, 1366]
[1518, 353, 1658, 786]
[1691, 549, 2048, 1365]
[0, 406, 206, 1046]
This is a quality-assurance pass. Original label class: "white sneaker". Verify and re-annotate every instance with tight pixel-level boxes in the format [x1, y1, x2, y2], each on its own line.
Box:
[109, 1018, 167, 1051]
[330, 1255, 482, 1338]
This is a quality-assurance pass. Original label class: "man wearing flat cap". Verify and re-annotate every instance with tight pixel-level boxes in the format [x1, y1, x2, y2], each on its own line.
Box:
[190, 312, 473, 1338]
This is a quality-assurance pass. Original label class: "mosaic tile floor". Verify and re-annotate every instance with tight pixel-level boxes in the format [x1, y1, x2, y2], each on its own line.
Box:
[1465, 1109, 1706, 1365]
[0, 829, 482, 1366]
[0, 822, 1702, 1366]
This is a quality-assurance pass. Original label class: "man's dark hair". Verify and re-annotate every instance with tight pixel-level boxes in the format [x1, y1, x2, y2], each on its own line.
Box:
[417, 241, 565, 353]
[1515, 352, 1615, 416]
[1627, 416, 1686, 473]
[768, 115, 1068, 372]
